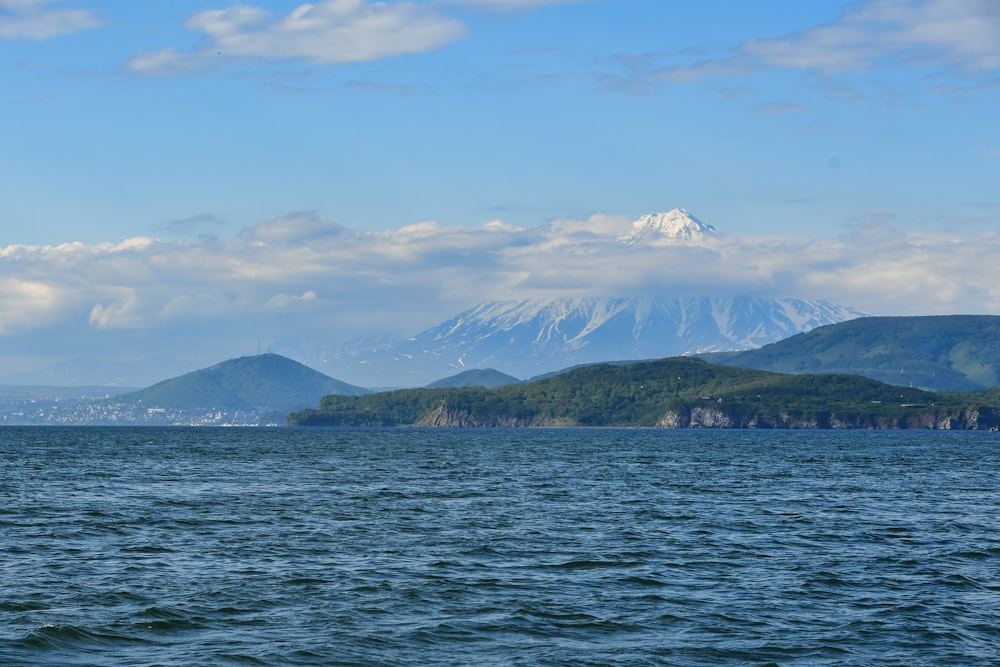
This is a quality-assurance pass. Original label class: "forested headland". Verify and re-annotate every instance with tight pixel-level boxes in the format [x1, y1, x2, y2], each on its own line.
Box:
[288, 357, 1000, 429]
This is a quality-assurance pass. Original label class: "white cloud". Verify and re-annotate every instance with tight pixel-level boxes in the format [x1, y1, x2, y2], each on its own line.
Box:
[267, 290, 318, 309]
[482, 219, 524, 232]
[88, 291, 143, 330]
[0, 275, 67, 334]
[0, 0, 100, 40]
[238, 211, 352, 245]
[126, 48, 200, 77]
[742, 0, 1000, 74]
[5, 208, 1000, 384]
[129, 0, 466, 75]
[3, 209, 1000, 342]
[126, 0, 601, 75]
[649, 0, 1000, 87]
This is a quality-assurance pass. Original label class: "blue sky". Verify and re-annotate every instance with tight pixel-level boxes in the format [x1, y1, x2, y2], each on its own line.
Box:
[1, 0, 999, 383]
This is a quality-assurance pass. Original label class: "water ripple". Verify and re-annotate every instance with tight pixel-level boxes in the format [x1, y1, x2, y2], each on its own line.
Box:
[1, 427, 998, 666]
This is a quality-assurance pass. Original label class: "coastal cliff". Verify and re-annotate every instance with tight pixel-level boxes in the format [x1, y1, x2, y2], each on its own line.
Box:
[414, 404, 573, 428]
[656, 406, 999, 430]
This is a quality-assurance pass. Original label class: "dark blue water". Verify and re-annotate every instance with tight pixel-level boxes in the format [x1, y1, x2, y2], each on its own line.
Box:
[1, 427, 998, 666]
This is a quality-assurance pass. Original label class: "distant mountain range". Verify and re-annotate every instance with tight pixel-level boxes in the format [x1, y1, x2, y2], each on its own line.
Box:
[8, 208, 1000, 421]
[275, 296, 867, 386]
[10, 314, 1000, 425]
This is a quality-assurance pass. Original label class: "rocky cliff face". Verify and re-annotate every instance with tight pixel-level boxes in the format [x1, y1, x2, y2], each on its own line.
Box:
[408, 403, 1000, 430]
[413, 404, 572, 428]
[656, 407, 999, 430]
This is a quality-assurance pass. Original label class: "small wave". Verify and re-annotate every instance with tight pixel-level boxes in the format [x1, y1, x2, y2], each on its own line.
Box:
[133, 605, 210, 632]
[15, 623, 140, 650]
[942, 573, 987, 589]
[5, 427, 1000, 667]
[120, 543, 174, 554]
[620, 574, 667, 587]
[949, 548, 994, 560]
[546, 558, 642, 570]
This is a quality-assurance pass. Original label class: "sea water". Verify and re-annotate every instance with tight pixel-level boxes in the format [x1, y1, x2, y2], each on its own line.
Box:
[1, 427, 998, 666]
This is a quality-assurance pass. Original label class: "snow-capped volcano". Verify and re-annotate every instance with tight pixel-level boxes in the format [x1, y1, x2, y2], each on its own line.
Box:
[277, 296, 866, 387]
[620, 208, 717, 245]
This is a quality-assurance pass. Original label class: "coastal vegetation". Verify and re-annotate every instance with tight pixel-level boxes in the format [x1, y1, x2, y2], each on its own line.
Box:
[287, 357, 1000, 429]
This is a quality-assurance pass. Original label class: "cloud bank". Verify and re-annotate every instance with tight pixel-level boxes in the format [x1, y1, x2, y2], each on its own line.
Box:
[3, 209, 1000, 378]
[0, 0, 100, 40]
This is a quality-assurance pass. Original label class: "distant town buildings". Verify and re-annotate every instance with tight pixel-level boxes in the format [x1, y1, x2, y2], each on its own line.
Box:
[0, 395, 283, 426]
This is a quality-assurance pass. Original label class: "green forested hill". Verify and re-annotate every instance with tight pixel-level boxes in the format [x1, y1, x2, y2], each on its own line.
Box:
[119, 353, 368, 412]
[706, 315, 1000, 391]
[425, 368, 522, 389]
[288, 357, 1000, 429]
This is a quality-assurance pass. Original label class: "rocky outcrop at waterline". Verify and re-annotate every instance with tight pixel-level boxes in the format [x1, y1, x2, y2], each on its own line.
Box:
[656, 406, 1000, 430]
[413, 404, 574, 428]
[401, 404, 1000, 430]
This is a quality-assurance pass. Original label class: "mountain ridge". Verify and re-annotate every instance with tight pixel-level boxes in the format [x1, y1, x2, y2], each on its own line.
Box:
[276, 296, 867, 386]
[706, 315, 1000, 392]
[12, 314, 1000, 425]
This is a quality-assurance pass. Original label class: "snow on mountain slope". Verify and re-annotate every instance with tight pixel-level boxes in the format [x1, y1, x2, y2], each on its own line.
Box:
[619, 209, 717, 245]
[279, 296, 867, 387]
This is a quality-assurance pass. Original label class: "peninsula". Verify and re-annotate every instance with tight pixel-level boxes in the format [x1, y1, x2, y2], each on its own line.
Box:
[287, 357, 1000, 429]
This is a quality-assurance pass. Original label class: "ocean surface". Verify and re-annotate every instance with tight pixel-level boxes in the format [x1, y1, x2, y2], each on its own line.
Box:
[2, 427, 998, 666]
